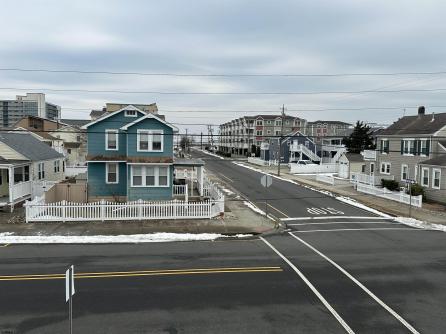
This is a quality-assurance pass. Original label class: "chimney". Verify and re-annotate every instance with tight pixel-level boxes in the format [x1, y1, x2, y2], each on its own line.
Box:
[431, 112, 435, 122]
[418, 106, 425, 116]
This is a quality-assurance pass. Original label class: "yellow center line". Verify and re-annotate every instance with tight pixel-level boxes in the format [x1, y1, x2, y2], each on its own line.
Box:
[0, 266, 283, 281]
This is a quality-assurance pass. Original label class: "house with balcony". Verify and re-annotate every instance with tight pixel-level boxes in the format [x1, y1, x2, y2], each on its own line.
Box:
[0, 132, 65, 210]
[82, 105, 193, 202]
[363, 106, 446, 204]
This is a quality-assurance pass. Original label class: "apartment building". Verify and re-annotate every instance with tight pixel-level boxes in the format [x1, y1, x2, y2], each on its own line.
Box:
[219, 115, 307, 156]
[0, 93, 60, 127]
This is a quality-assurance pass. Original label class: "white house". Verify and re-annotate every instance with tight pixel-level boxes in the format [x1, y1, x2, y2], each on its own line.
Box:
[0, 132, 65, 210]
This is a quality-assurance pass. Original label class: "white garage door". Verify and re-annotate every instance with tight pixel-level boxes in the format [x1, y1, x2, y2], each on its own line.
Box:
[338, 162, 349, 178]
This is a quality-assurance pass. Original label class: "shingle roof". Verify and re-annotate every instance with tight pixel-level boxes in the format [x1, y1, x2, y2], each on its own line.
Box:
[420, 155, 446, 167]
[59, 119, 90, 127]
[90, 109, 106, 118]
[0, 133, 64, 161]
[345, 153, 365, 162]
[0, 156, 29, 165]
[379, 112, 446, 135]
[308, 120, 351, 125]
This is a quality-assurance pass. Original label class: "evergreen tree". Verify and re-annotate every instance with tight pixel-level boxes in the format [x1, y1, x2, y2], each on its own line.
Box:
[342, 121, 375, 153]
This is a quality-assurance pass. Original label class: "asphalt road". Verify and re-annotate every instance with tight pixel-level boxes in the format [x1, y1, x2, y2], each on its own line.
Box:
[0, 151, 445, 333]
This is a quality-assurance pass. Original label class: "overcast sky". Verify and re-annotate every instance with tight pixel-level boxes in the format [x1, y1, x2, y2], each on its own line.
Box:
[1, 0, 446, 134]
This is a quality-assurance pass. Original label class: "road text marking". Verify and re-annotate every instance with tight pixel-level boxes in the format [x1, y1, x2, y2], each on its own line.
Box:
[288, 232, 420, 334]
[281, 216, 391, 221]
[259, 236, 355, 334]
[0, 266, 283, 281]
[288, 221, 402, 226]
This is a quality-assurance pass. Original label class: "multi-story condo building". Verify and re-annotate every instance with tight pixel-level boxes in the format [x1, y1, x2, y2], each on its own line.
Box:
[219, 114, 307, 156]
[307, 120, 352, 143]
[0, 93, 60, 127]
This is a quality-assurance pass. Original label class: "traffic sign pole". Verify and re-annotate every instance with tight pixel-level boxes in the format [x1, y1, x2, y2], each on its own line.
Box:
[66, 265, 75, 334]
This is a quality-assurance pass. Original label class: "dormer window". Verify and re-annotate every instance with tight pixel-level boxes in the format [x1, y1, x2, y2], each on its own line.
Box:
[125, 109, 137, 117]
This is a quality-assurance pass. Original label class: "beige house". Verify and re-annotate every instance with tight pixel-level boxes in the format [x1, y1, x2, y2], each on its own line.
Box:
[366, 107, 446, 204]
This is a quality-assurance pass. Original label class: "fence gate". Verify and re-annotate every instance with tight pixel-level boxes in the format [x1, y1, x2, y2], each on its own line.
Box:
[45, 183, 87, 203]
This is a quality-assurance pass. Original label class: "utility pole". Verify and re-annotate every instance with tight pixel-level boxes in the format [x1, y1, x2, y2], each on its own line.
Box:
[277, 104, 285, 176]
[185, 128, 188, 155]
[200, 132, 203, 150]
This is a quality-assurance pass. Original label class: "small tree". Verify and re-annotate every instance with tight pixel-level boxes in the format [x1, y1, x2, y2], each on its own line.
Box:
[179, 136, 193, 152]
[342, 121, 375, 153]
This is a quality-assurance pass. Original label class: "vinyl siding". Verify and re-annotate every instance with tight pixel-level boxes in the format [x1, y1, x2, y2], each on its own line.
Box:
[418, 165, 446, 204]
[126, 118, 174, 158]
[127, 165, 173, 201]
[87, 110, 145, 157]
[0, 142, 27, 160]
[32, 158, 65, 182]
[87, 162, 127, 198]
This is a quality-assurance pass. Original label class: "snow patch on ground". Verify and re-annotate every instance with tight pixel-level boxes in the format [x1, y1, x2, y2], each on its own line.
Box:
[243, 201, 266, 215]
[193, 148, 224, 160]
[335, 196, 392, 218]
[0, 232, 252, 244]
[394, 217, 446, 232]
[221, 187, 235, 195]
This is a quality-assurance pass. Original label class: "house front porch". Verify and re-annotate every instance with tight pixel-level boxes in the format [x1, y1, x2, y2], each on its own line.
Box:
[0, 161, 33, 211]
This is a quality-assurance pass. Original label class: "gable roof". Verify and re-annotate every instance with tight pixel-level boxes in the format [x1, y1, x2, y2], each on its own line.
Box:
[308, 120, 351, 126]
[120, 113, 178, 132]
[420, 155, 446, 167]
[82, 105, 146, 129]
[0, 133, 64, 161]
[59, 119, 90, 127]
[343, 153, 364, 162]
[379, 112, 446, 136]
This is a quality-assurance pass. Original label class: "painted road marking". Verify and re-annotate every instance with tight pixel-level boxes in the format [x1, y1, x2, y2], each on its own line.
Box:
[307, 207, 345, 215]
[259, 236, 355, 334]
[288, 221, 402, 226]
[288, 232, 420, 334]
[0, 266, 283, 281]
[281, 216, 390, 221]
[293, 227, 419, 233]
[218, 173, 234, 183]
[267, 203, 290, 218]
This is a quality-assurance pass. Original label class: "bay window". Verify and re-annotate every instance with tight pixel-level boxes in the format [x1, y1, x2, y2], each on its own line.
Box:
[131, 165, 170, 187]
[137, 130, 163, 152]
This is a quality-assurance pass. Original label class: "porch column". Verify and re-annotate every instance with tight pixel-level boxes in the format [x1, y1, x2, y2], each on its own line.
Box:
[8, 166, 13, 212]
[199, 166, 204, 196]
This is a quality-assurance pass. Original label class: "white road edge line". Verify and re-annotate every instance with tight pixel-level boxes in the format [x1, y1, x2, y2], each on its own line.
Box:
[288, 222, 402, 226]
[281, 216, 391, 221]
[293, 228, 420, 233]
[288, 232, 420, 334]
[259, 236, 355, 334]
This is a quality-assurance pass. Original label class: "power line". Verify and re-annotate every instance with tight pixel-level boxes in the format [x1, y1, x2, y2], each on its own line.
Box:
[2, 86, 446, 95]
[2, 67, 446, 77]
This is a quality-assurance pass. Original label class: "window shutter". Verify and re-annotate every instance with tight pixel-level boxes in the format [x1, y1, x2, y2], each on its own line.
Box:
[414, 140, 419, 155]
[379, 140, 383, 153]
[426, 140, 430, 156]
[400, 140, 404, 154]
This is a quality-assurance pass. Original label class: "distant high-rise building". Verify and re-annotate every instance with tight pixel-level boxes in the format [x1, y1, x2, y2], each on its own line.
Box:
[0, 93, 61, 127]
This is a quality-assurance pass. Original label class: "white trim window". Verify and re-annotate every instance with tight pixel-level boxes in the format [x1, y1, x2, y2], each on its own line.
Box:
[380, 162, 391, 175]
[402, 139, 415, 155]
[421, 167, 429, 187]
[105, 130, 118, 151]
[432, 168, 441, 189]
[381, 139, 389, 154]
[137, 130, 163, 152]
[275, 119, 282, 126]
[106, 163, 119, 184]
[125, 109, 138, 117]
[420, 139, 428, 156]
[401, 164, 408, 181]
[38, 162, 45, 180]
[54, 160, 60, 173]
[256, 130, 263, 136]
[256, 120, 263, 126]
[131, 165, 170, 187]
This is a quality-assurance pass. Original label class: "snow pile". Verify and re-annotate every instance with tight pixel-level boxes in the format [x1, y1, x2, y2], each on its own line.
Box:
[193, 148, 224, 160]
[221, 187, 235, 195]
[243, 201, 266, 215]
[336, 196, 391, 218]
[0, 232, 252, 244]
[394, 217, 446, 232]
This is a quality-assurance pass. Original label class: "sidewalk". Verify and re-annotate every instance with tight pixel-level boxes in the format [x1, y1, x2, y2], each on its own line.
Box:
[0, 196, 276, 238]
[249, 164, 446, 225]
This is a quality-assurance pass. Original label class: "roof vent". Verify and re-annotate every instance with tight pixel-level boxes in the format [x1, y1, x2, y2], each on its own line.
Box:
[431, 112, 435, 122]
[418, 106, 425, 115]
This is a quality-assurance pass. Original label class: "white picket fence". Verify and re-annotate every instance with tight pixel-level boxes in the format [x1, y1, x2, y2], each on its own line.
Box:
[356, 183, 422, 208]
[350, 172, 394, 186]
[290, 163, 338, 174]
[25, 197, 224, 222]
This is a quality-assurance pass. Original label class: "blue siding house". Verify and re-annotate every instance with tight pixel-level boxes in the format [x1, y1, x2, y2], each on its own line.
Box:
[82, 105, 178, 202]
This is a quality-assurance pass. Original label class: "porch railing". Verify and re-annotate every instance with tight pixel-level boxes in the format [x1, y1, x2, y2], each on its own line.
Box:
[11, 181, 32, 201]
